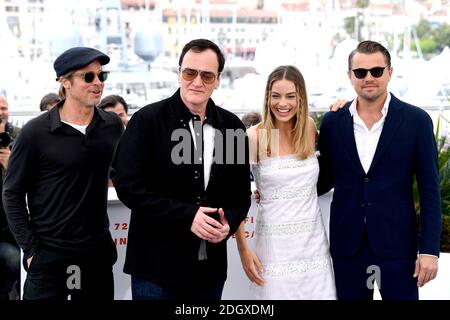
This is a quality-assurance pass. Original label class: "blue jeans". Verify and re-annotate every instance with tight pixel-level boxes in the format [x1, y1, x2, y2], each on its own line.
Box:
[0, 241, 20, 299]
[131, 276, 224, 300]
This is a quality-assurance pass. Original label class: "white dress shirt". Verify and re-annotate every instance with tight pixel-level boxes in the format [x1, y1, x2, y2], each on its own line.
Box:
[189, 118, 215, 190]
[348, 93, 391, 173]
[189, 117, 215, 260]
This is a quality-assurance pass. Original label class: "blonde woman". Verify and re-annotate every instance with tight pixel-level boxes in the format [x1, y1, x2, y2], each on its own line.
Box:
[236, 65, 337, 299]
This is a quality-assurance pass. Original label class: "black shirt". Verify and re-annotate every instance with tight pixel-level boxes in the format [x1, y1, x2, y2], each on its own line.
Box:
[3, 101, 123, 258]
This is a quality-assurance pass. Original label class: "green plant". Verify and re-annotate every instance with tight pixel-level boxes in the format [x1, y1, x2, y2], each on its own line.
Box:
[414, 114, 450, 252]
[311, 111, 325, 130]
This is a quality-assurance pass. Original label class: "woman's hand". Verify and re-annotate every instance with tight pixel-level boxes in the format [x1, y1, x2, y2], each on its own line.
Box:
[329, 99, 348, 112]
[239, 248, 265, 286]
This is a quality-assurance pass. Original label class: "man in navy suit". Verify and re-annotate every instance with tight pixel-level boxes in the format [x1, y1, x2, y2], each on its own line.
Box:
[318, 40, 441, 300]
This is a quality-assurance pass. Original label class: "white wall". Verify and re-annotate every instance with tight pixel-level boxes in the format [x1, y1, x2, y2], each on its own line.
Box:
[22, 189, 450, 300]
[105, 189, 333, 300]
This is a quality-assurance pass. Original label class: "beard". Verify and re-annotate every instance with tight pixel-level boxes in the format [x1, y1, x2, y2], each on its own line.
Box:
[359, 87, 385, 103]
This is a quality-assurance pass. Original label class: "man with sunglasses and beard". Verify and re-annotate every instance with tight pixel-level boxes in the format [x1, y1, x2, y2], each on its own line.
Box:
[112, 39, 251, 300]
[317, 40, 441, 300]
[3, 47, 123, 300]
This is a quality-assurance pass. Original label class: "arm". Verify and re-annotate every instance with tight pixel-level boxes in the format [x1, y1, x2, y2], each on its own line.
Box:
[308, 116, 318, 149]
[234, 127, 263, 284]
[413, 113, 441, 287]
[317, 113, 335, 196]
[247, 125, 258, 163]
[415, 114, 441, 256]
[235, 221, 264, 285]
[222, 126, 252, 237]
[2, 129, 38, 259]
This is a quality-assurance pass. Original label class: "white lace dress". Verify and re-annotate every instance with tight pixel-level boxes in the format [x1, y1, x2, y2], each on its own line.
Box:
[250, 154, 336, 300]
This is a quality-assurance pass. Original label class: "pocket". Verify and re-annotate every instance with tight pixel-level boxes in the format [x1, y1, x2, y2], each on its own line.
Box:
[23, 247, 40, 272]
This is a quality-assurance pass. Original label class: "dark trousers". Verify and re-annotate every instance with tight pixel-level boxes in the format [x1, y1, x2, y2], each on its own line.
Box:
[23, 246, 116, 300]
[332, 228, 418, 300]
[131, 276, 225, 300]
[0, 241, 20, 299]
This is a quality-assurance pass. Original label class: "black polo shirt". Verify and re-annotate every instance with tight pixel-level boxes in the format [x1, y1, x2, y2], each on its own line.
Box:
[3, 101, 123, 258]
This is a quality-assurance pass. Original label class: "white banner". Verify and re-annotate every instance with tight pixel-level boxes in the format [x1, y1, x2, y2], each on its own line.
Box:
[106, 188, 332, 300]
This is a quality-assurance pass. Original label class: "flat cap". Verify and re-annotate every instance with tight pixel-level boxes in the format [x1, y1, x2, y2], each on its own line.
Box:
[54, 47, 110, 79]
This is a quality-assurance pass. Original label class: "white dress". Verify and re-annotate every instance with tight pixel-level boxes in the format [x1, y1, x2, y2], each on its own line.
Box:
[250, 154, 336, 300]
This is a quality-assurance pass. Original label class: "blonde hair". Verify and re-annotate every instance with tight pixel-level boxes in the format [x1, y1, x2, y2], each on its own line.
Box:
[258, 65, 313, 160]
[57, 71, 75, 99]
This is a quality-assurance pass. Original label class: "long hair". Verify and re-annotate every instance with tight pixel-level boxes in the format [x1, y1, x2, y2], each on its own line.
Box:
[258, 65, 313, 160]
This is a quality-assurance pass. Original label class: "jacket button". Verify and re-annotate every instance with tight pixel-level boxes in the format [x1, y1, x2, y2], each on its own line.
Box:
[364, 177, 370, 182]
[360, 203, 365, 208]
[194, 171, 200, 179]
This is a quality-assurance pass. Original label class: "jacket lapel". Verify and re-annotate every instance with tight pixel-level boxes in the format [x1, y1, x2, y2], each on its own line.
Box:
[368, 95, 403, 173]
[340, 109, 366, 175]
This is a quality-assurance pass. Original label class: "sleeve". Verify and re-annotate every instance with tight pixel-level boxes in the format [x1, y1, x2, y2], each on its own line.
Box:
[111, 110, 199, 229]
[223, 125, 251, 237]
[317, 112, 335, 196]
[415, 113, 441, 256]
[2, 127, 39, 258]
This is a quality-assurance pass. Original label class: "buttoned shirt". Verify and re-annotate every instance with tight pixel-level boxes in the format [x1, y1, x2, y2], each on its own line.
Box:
[348, 93, 390, 173]
[3, 101, 123, 258]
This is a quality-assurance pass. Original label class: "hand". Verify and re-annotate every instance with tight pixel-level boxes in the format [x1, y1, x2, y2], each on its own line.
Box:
[329, 99, 348, 112]
[239, 248, 265, 286]
[413, 255, 438, 287]
[253, 189, 261, 204]
[191, 207, 224, 242]
[208, 208, 230, 243]
[0, 147, 10, 169]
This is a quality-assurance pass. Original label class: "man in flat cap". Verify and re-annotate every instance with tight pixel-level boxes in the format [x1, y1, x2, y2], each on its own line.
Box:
[3, 47, 123, 300]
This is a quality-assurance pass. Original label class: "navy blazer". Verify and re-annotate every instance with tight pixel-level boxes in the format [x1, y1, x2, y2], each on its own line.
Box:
[318, 93, 441, 259]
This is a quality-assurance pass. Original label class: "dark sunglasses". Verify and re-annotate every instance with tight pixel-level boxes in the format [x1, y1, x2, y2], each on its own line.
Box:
[76, 71, 110, 83]
[180, 68, 217, 84]
[351, 66, 388, 79]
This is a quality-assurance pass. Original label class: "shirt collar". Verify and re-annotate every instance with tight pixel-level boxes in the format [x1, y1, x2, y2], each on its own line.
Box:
[49, 99, 105, 132]
[173, 89, 217, 127]
[349, 92, 391, 118]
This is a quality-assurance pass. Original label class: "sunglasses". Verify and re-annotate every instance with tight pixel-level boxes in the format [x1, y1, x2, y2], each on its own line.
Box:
[351, 66, 388, 79]
[75, 71, 110, 83]
[180, 68, 217, 84]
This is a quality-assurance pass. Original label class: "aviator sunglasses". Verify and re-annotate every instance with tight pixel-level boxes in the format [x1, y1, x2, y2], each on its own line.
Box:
[351, 66, 388, 79]
[180, 68, 217, 84]
[75, 70, 110, 83]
